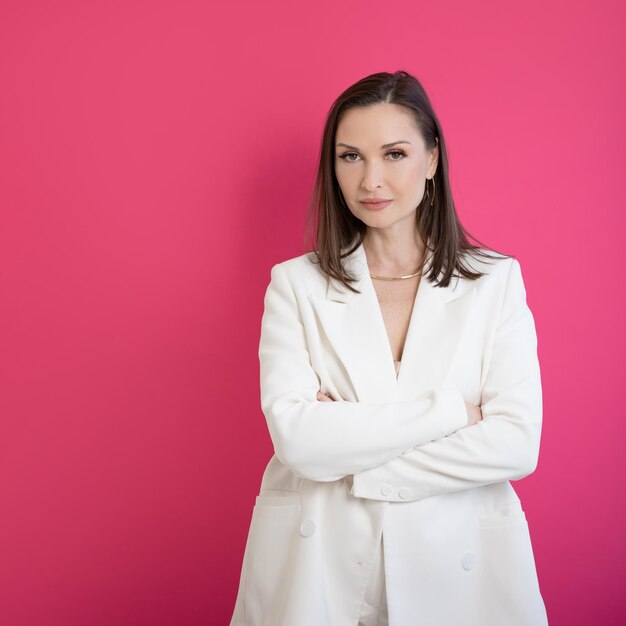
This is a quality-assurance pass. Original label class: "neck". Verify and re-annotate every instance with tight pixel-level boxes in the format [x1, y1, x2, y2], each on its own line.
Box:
[362, 229, 425, 275]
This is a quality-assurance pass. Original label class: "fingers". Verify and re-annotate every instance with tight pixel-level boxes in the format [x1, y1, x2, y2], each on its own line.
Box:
[316, 391, 335, 402]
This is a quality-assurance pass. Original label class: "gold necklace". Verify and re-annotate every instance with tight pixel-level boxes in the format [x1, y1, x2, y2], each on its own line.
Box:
[369, 269, 422, 280]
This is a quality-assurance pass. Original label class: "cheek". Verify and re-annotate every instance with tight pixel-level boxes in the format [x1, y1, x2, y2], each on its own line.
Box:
[336, 166, 358, 187]
[396, 167, 425, 196]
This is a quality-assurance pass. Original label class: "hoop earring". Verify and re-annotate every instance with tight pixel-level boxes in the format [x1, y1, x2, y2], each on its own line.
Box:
[425, 176, 435, 207]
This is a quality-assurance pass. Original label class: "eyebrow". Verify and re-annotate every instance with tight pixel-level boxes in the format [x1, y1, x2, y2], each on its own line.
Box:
[336, 140, 412, 150]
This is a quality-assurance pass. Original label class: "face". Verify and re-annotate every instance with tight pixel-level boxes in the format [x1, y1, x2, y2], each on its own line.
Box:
[334, 102, 439, 233]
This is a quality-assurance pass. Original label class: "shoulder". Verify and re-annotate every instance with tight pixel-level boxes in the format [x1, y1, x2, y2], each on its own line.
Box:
[275, 250, 320, 273]
[460, 250, 533, 323]
[267, 251, 327, 291]
[455, 249, 526, 307]
[460, 248, 519, 282]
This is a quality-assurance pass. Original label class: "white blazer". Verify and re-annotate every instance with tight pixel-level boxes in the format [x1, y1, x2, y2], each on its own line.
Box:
[230, 240, 548, 626]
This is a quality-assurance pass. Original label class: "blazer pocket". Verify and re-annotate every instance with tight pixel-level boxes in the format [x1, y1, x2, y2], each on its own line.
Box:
[255, 495, 301, 507]
[255, 490, 302, 507]
[477, 500, 527, 528]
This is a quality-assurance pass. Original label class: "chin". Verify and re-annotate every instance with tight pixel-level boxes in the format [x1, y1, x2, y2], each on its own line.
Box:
[358, 210, 404, 226]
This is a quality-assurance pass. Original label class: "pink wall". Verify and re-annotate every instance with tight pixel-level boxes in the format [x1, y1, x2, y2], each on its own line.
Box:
[0, 0, 624, 624]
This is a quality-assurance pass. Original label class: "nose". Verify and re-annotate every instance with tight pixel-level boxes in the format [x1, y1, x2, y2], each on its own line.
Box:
[361, 161, 384, 191]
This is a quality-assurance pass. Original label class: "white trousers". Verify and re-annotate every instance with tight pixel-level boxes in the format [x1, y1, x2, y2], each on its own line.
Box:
[358, 534, 389, 626]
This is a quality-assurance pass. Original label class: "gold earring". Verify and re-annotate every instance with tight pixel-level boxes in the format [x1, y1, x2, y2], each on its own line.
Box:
[425, 176, 435, 206]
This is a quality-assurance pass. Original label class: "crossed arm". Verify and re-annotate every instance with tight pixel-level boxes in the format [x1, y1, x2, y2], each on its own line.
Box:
[258, 258, 542, 501]
[347, 258, 543, 502]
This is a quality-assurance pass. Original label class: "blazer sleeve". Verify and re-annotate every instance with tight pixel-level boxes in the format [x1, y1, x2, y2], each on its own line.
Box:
[259, 262, 469, 482]
[349, 258, 543, 502]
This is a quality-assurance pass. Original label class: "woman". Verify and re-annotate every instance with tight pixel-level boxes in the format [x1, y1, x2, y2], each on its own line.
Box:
[230, 70, 548, 626]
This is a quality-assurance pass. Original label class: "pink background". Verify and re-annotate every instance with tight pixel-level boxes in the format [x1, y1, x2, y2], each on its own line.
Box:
[1, 0, 624, 624]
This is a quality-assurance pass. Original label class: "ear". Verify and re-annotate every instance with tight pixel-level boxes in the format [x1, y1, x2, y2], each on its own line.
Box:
[428, 140, 439, 178]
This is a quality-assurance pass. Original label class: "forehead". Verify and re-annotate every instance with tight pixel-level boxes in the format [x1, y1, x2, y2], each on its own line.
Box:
[336, 103, 424, 147]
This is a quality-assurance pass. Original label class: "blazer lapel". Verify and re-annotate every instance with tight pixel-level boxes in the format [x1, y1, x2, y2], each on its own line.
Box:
[309, 240, 476, 403]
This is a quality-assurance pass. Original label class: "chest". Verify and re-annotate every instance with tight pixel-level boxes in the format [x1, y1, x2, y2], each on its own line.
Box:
[306, 268, 486, 404]
[371, 277, 421, 361]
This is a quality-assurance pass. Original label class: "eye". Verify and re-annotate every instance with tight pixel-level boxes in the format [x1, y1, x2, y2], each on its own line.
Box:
[387, 149, 407, 160]
[338, 151, 360, 162]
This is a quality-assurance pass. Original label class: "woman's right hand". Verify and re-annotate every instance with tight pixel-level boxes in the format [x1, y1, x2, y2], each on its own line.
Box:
[465, 401, 483, 426]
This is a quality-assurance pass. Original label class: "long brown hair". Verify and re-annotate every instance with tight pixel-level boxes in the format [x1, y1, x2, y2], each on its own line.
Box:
[304, 70, 511, 293]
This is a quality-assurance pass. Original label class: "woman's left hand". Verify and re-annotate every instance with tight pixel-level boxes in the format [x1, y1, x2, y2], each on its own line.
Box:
[316, 391, 335, 402]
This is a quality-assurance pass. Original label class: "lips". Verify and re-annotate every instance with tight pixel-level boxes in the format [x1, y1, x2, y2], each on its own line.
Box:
[360, 200, 392, 210]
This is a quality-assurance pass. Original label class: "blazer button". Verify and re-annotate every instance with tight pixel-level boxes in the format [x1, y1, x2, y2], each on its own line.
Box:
[461, 552, 477, 570]
[380, 484, 393, 496]
[300, 520, 316, 538]
[398, 487, 411, 499]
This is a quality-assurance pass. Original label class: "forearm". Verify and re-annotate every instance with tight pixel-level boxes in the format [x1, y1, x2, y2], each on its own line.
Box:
[348, 393, 542, 501]
[264, 384, 468, 481]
